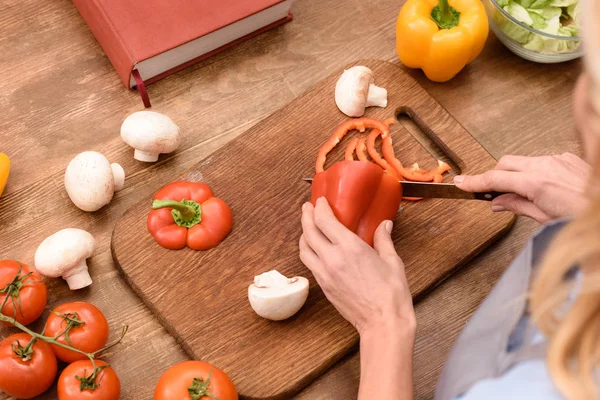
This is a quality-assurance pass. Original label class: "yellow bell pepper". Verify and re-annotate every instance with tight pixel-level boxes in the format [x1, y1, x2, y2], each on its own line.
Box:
[396, 0, 489, 82]
[0, 153, 10, 196]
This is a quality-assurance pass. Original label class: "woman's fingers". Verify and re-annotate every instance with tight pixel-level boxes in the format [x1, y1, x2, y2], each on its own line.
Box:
[312, 197, 356, 244]
[454, 170, 539, 199]
[301, 202, 331, 254]
[299, 235, 334, 291]
[373, 220, 399, 265]
[299, 235, 323, 272]
[492, 194, 551, 223]
[495, 155, 535, 172]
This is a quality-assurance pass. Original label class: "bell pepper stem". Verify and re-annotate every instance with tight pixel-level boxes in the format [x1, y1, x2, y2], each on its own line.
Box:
[431, 0, 460, 29]
[153, 200, 196, 221]
[152, 199, 202, 228]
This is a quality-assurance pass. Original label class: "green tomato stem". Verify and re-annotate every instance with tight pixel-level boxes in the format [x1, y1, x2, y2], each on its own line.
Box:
[0, 312, 128, 366]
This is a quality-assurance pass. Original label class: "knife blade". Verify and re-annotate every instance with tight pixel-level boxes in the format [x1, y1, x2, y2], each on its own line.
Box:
[302, 178, 503, 201]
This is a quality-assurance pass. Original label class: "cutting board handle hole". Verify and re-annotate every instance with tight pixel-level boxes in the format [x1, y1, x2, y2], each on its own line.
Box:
[395, 106, 463, 175]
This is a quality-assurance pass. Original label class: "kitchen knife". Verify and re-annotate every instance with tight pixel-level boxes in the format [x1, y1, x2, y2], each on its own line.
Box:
[302, 178, 503, 201]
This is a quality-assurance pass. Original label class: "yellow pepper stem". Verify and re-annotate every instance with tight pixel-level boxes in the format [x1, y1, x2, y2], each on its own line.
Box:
[431, 0, 460, 29]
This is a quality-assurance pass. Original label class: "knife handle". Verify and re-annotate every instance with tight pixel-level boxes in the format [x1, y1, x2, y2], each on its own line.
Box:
[473, 191, 505, 201]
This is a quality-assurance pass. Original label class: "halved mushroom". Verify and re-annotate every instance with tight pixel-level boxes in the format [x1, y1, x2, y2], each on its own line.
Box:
[34, 228, 96, 290]
[64, 151, 125, 212]
[335, 66, 388, 117]
[248, 270, 309, 321]
[120, 111, 181, 162]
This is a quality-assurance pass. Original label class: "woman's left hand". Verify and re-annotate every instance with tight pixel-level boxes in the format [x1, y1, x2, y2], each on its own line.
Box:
[299, 197, 415, 336]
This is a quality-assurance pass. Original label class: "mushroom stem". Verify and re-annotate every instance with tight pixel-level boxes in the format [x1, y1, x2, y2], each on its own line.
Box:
[110, 163, 125, 192]
[366, 84, 388, 108]
[62, 259, 92, 290]
[134, 149, 160, 163]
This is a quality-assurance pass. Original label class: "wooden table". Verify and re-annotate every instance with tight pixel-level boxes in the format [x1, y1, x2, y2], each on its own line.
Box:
[0, 0, 580, 399]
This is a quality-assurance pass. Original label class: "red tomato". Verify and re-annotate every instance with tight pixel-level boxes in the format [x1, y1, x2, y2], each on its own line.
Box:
[0, 333, 57, 399]
[58, 359, 120, 400]
[154, 360, 238, 400]
[44, 301, 109, 363]
[0, 260, 47, 325]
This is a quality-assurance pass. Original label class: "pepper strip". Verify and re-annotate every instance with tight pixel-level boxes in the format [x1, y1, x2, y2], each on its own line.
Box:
[366, 119, 401, 179]
[356, 138, 369, 162]
[382, 136, 452, 182]
[345, 138, 360, 161]
[316, 118, 391, 173]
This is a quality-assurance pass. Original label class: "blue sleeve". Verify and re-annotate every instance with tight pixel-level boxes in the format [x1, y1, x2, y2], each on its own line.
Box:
[453, 360, 564, 400]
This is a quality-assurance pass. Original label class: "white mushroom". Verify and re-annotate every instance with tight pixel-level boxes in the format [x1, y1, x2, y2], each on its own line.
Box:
[34, 228, 96, 290]
[64, 151, 125, 212]
[248, 270, 309, 321]
[335, 66, 388, 117]
[120, 111, 181, 162]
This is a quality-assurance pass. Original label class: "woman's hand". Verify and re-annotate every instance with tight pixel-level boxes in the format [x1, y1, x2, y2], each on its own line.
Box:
[454, 153, 591, 223]
[300, 198, 416, 400]
[299, 198, 415, 336]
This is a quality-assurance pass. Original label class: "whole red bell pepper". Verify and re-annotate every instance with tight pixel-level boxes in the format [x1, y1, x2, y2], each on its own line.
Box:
[147, 181, 233, 250]
[311, 161, 402, 246]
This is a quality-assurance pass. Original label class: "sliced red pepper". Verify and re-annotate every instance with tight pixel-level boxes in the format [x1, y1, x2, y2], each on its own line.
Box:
[381, 135, 451, 182]
[356, 138, 369, 162]
[147, 181, 233, 251]
[312, 161, 402, 246]
[345, 138, 359, 161]
[315, 118, 391, 173]
[366, 119, 401, 180]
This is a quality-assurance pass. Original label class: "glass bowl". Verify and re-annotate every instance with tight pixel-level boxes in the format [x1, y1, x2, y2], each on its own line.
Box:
[482, 0, 583, 63]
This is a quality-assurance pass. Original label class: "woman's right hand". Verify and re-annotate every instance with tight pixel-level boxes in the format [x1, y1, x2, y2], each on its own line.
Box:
[454, 153, 591, 223]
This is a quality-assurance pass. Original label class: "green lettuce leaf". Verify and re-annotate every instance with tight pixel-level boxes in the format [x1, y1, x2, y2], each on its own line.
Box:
[523, 35, 545, 51]
[529, 12, 547, 29]
[502, 20, 534, 43]
[515, 0, 534, 7]
[567, 2, 581, 23]
[558, 25, 579, 36]
[539, 15, 560, 34]
[549, 0, 577, 6]
[528, 0, 552, 8]
[505, 2, 534, 25]
[528, 6, 562, 19]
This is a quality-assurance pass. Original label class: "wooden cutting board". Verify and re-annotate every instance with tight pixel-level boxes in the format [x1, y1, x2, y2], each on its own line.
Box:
[112, 60, 514, 399]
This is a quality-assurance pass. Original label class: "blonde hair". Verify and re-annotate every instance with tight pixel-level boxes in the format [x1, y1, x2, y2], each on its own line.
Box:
[530, 1, 600, 397]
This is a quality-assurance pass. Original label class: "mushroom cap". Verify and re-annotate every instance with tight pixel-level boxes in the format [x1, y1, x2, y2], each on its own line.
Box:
[335, 66, 375, 117]
[34, 228, 95, 278]
[248, 270, 309, 321]
[120, 111, 181, 154]
[64, 151, 115, 212]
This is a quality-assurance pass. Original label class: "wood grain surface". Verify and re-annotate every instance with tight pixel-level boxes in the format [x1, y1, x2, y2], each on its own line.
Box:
[0, 0, 581, 398]
[112, 60, 514, 399]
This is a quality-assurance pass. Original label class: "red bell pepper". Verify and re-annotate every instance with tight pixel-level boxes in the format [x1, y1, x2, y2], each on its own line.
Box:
[147, 181, 233, 251]
[311, 161, 402, 246]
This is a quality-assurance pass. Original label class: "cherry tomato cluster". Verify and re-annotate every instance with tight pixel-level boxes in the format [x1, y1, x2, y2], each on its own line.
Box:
[0, 260, 121, 399]
[1, 259, 239, 400]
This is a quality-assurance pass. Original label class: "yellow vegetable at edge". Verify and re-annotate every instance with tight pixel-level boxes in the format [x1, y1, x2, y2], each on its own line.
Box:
[0, 153, 10, 196]
[396, 0, 489, 83]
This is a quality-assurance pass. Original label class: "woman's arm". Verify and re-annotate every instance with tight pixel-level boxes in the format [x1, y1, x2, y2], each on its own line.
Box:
[359, 319, 416, 400]
[300, 198, 416, 398]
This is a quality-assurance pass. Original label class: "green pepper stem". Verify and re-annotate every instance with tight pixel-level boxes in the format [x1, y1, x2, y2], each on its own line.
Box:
[153, 200, 197, 222]
[438, 0, 451, 19]
[431, 0, 460, 29]
[152, 199, 202, 228]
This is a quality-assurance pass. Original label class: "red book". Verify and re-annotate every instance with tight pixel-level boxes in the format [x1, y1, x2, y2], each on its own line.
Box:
[72, 0, 293, 106]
